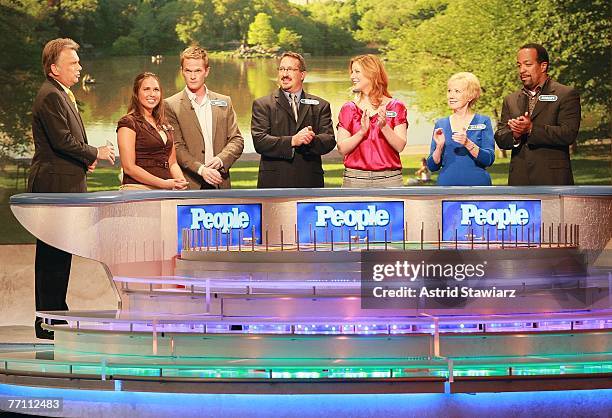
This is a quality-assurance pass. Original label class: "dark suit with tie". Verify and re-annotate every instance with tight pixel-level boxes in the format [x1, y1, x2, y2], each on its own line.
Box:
[494, 78, 581, 185]
[28, 77, 98, 316]
[251, 88, 335, 188]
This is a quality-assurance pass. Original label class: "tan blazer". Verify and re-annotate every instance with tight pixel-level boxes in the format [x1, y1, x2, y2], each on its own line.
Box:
[165, 89, 244, 189]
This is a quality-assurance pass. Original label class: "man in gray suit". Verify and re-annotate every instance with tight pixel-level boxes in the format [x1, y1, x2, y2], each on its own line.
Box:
[29, 38, 115, 339]
[165, 46, 244, 190]
[495, 43, 581, 185]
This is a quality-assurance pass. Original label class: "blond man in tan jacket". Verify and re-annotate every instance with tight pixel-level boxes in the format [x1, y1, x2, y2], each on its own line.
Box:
[165, 46, 243, 189]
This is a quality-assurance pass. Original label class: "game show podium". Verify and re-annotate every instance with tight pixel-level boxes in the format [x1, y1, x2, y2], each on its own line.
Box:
[3, 186, 612, 398]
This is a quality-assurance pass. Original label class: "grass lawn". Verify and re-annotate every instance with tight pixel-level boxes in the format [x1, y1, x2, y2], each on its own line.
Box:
[1, 144, 610, 243]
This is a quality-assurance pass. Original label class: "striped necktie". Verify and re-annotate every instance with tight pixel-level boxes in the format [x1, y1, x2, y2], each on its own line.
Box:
[290, 93, 299, 122]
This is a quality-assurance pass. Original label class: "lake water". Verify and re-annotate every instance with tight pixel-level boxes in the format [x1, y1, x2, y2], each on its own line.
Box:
[75, 55, 435, 154]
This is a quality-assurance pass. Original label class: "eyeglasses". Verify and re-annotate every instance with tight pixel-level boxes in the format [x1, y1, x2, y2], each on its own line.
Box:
[278, 67, 301, 73]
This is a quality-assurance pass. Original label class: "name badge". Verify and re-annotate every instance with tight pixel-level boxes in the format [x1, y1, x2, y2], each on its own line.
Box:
[467, 124, 486, 130]
[300, 98, 319, 105]
[210, 99, 228, 107]
[538, 95, 558, 102]
[385, 111, 398, 118]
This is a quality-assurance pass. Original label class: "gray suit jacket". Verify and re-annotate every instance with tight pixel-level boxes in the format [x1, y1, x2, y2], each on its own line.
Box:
[165, 89, 244, 190]
[494, 78, 581, 185]
[28, 77, 97, 193]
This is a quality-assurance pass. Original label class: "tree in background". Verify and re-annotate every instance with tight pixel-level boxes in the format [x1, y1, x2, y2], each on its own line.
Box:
[128, 0, 184, 54]
[277, 28, 302, 51]
[375, 0, 610, 138]
[247, 13, 277, 48]
[0, 0, 56, 158]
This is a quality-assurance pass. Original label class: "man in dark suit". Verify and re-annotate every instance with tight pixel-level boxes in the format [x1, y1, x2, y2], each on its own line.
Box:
[251, 51, 335, 188]
[495, 43, 581, 185]
[29, 38, 115, 339]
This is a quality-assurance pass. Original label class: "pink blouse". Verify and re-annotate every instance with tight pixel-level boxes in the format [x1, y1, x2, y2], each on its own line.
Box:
[337, 99, 407, 171]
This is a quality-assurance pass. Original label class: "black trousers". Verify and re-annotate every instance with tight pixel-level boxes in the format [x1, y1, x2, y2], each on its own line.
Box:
[35, 239, 71, 312]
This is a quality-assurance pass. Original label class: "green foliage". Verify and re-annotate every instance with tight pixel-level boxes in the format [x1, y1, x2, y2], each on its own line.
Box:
[81, 0, 136, 49]
[128, 0, 184, 54]
[532, 0, 611, 111]
[355, 0, 447, 45]
[248, 12, 277, 48]
[355, 0, 610, 135]
[111, 36, 140, 56]
[277, 28, 302, 51]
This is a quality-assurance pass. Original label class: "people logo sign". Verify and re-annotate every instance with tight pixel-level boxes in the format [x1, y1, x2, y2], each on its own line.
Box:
[442, 200, 541, 242]
[296, 201, 404, 244]
[177, 204, 262, 252]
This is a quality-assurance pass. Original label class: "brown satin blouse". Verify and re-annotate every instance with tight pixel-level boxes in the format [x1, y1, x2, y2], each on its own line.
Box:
[116, 113, 173, 185]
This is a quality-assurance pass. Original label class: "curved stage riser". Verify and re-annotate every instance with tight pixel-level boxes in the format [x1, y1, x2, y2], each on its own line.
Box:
[5, 187, 611, 396]
[119, 291, 610, 316]
[52, 330, 611, 359]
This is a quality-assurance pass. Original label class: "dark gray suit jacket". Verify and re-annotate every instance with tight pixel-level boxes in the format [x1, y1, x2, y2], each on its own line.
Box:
[251, 88, 335, 188]
[28, 78, 97, 193]
[494, 78, 581, 185]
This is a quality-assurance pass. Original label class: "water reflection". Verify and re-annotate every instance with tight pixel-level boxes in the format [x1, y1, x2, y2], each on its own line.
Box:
[75, 56, 434, 154]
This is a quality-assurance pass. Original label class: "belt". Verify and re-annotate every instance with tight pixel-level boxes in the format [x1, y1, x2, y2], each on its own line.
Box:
[136, 159, 169, 169]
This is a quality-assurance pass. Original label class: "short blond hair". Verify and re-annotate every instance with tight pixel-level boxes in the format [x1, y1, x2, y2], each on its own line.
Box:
[42, 38, 79, 76]
[448, 72, 482, 107]
[180, 46, 209, 68]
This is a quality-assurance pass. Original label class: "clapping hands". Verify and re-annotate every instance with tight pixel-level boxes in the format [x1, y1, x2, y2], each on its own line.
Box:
[507, 112, 533, 137]
[291, 126, 315, 147]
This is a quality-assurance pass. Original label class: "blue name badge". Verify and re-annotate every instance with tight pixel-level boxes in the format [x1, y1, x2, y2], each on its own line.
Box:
[442, 200, 541, 242]
[210, 99, 228, 107]
[538, 95, 558, 102]
[177, 204, 262, 252]
[297, 201, 404, 244]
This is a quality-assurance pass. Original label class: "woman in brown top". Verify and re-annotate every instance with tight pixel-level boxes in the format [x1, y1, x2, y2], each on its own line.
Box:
[117, 72, 188, 190]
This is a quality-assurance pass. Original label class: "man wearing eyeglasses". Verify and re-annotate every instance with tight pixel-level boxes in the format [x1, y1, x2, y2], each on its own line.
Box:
[251, 51, 335, 188]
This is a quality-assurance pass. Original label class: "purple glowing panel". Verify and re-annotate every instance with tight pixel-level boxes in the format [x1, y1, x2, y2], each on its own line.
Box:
[177, 203, 262, 252]
[442, 200, 542, 242]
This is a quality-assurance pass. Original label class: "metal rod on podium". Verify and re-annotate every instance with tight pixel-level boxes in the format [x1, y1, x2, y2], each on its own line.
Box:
[420, 222, 424, 250]
[252, 226, 256, 251]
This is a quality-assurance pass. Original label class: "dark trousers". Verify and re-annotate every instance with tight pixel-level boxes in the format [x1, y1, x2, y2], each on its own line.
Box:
[35, 239, 71, 312]
[201, 182, 217, 190]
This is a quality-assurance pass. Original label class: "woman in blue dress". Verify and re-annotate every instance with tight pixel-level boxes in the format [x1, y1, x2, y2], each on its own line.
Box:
[427, 72, 495, 185]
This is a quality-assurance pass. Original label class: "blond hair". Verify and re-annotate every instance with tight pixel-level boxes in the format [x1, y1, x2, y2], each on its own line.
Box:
[42, 38, 79, 76]
[180, 46, 209, 68]
[448, 72, 482, 107]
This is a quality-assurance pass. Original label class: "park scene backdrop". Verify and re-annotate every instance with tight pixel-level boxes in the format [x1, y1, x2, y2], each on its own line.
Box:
[0, 0, 610, 243]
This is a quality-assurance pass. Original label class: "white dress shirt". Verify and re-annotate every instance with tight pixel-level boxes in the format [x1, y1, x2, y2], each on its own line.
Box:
[185, 87, 213, 175]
